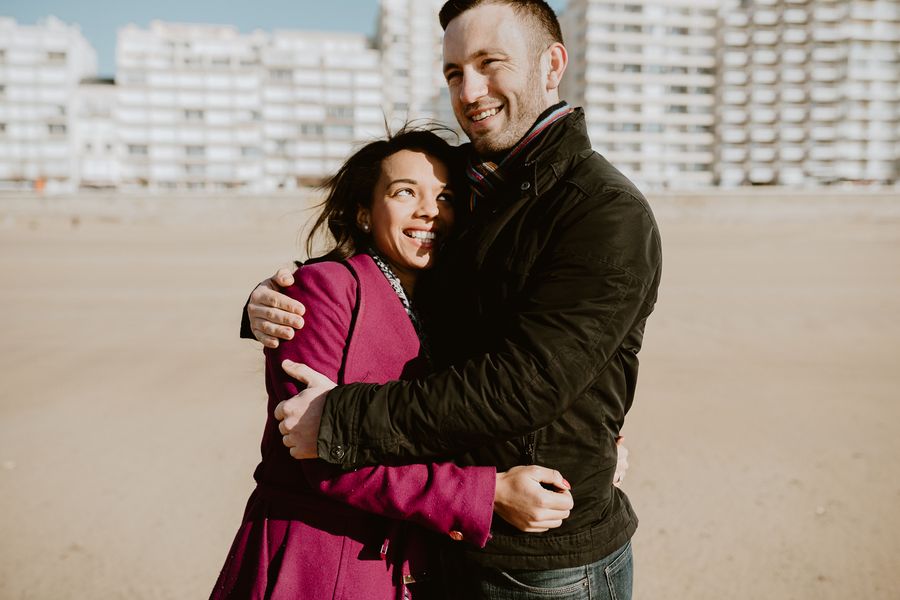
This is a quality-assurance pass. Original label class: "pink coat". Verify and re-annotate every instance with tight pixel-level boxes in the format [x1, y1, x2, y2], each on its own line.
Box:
[211, 254, 496, 600]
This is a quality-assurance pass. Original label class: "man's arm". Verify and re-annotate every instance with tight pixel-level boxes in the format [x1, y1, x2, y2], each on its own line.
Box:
[301, 189, 661, 468]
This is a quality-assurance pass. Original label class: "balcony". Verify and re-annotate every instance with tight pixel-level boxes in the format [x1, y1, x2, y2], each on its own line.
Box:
[783, 9, 809, 24]
[753, 49, 778, 65]
[782, 88, 807, 103]
[780, 147, 806, 162]
[750, 147, 777, 162]
[754, 70, 778, 85]
[721, 129, 747, 144]
[782, 124, 807, 141]
[722, 90, 748, 104]
[782, 68, 807, 84]
[751, 108, 777, 123]
[722, 147, 747, 162]
[753, 10, 779, 26]
[751, 89, 778, 104]
[724, 31, 749, 47]
[782, 108, 807, 123]
[811, 126, 837, 141]
[748, 166, 776, 183]
[750, 128, 777, 143]
[752, 30, 779, 46]
[783, 29, 808, 44]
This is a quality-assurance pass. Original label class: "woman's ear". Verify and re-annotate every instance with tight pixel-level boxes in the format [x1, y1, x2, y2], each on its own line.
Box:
[356, 207, 371, 233]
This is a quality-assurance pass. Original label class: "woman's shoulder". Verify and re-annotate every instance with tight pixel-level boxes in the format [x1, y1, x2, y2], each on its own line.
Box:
[287, 254, 376, 302]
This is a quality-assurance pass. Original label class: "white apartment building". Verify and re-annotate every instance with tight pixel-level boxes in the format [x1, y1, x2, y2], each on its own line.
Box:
[263, 31, 384, 187]
[716, 0, 899, 186]
[116, 22, 269, 191]
[561, 0, 720, 189]
[377, 0, 448, 129]
[72, 77, 119, 188]
[116, 22, 383, 191]
[0, 17, 97, 191]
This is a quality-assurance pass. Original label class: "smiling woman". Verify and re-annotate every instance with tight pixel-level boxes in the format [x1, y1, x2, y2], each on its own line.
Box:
[212, 127, 576, 599]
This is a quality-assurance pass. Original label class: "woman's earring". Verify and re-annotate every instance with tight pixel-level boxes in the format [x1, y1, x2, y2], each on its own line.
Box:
[361, 222, 370, 233]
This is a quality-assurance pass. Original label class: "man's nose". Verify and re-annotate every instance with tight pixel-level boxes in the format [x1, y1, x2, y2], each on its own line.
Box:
[458, 71, 488, 106]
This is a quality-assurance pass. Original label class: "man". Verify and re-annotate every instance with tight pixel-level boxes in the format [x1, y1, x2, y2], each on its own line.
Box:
[244, 1, 661, 597]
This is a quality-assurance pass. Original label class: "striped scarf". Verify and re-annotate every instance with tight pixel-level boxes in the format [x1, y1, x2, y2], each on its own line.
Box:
[466, 102, 574, 212]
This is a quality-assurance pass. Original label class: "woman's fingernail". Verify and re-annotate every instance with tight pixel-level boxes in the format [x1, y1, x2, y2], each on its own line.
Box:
[562, 479, 571, 490]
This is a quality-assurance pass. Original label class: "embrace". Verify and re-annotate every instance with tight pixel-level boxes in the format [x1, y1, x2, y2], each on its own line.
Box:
[211, 1, 661, 599]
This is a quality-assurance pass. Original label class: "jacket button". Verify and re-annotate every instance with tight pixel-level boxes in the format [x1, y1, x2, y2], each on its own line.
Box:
[448, 530, 464, 541]
[330, 445, 345, 460]
[520, 181, 531, 191]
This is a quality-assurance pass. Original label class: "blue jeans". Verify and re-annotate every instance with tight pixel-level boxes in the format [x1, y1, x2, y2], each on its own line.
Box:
[475, 541, 633, 600]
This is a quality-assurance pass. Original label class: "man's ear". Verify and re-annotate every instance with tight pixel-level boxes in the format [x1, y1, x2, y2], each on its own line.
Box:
[545, 42, 568, 92]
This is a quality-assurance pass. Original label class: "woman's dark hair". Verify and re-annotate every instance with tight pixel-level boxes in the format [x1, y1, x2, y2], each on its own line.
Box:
[307, 126, 464, 261]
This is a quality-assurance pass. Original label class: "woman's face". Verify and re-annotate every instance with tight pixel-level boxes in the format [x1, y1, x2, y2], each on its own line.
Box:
[359, 149, 455, 290]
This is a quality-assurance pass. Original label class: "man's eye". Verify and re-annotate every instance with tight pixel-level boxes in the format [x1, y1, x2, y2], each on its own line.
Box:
[445, 71, 461, 83]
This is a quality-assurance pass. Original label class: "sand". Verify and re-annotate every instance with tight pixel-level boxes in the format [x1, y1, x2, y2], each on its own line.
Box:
[0, 190, 898, 599]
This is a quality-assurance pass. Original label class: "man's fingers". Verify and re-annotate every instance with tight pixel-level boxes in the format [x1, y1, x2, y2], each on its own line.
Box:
[256, 321, 295, 341]
[529, 465, 571, 492]
[252, 329, 280, 349]
[274, 400, 287, 421]
[281, 360, 335, 389]
[273, 267, 296, 289]
[249, 302, 304, 329]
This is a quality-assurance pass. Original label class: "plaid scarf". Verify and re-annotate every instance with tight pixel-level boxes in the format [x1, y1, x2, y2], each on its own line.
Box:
[466, 102, 574, 212]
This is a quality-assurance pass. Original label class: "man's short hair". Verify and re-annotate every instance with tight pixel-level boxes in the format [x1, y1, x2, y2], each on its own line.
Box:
[439, 0, 564, 48]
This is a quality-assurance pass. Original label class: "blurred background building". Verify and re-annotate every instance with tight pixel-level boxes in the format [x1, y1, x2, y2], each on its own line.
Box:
[0, 0, 897, 192]
[0, 17, 97, 192]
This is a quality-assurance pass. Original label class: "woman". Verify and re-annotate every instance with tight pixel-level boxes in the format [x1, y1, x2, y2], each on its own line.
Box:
[211, 129, 572, 600]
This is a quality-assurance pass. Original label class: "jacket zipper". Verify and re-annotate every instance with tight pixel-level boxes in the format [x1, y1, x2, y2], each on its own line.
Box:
[525, 431, 537, 463]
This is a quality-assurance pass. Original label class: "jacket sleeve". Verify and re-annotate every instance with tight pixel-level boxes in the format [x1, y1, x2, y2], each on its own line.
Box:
[317, 188, 663, 468]
[268, 262, 495, 547]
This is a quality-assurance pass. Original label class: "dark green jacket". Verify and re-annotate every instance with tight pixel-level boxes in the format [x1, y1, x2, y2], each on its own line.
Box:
[317, 108, 662, 570]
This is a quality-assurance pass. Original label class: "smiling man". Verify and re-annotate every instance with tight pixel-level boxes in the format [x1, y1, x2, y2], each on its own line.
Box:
[243, 1, 662, 598]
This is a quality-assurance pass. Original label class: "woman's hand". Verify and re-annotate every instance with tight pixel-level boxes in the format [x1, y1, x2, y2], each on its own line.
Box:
[493, 465, 574, 533]
[613, 436, 629, 488]
[248, 266, 306, 348]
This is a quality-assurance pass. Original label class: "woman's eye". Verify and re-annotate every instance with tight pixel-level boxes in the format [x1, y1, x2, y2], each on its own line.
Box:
[437, 193, 454, 202]
[394, 188, 414, 197]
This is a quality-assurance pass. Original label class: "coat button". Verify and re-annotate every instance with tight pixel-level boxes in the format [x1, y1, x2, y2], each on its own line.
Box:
[448, 530, 464, 541]
[330, 445, 345, 460]
[520, 181, 531, 191]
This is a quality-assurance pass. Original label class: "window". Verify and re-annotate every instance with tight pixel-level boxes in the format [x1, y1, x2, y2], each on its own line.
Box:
[47, 51, 66, 63]
[0, 84, 5, 98]
[185, 145, 205, 157]
[241, 146, 262, 158]
[184, 164, 206, 175]
[269, 69, 293, 81]
[128, 144, 148, 155]
[299, 123, 324, 136]
[0, 123, 6, 134]
[184, 109, 204, 121]
[48, 124, 66, 134]
[326, 106, 353, 119]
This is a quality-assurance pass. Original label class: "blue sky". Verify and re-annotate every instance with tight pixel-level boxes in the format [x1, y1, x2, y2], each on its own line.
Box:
[2, 0, 567, 77]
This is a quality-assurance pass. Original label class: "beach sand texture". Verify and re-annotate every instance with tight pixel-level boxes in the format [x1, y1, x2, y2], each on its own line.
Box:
[0, 190, 898, 599]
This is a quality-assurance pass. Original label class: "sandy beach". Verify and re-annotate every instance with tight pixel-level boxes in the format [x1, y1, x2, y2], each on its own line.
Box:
[0, 190, 898, 599]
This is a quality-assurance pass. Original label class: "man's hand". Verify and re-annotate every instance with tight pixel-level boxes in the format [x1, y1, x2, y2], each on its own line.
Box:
[493, 465, 574, 532]
[248, 267, 305, 348]
[274, 360, 336, 459]
[613, 435, 629, 488]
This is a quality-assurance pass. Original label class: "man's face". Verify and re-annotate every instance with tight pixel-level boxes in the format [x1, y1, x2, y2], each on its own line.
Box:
[442, 3, 550, 158]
